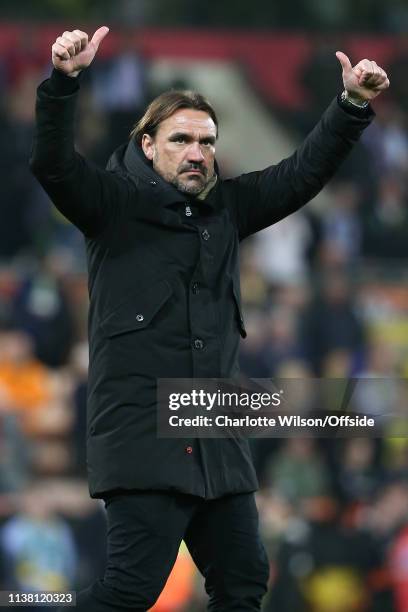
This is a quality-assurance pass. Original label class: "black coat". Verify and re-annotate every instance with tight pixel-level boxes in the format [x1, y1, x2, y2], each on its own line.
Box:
[30, 69, 374, 499]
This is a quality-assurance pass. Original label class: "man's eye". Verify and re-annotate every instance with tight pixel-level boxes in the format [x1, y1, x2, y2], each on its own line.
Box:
[175, 137, 185, 144]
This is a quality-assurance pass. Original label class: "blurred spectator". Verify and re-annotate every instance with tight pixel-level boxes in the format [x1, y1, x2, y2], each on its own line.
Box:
[365, 480, 408, 612]
[253, 212, 313, 286]
[0, 480, 77, 600]
[263, 306, 304, 376]
[336, 438, 381, 504]
[240, 245, 270, 308]
[239, 311, 272, 378]
[363, 173, 408, 259]
[380, 109, 408, 174]
[12, 254, 76, 368]
[0, 267, 19, 329]
[89, 27, 148, 150]
[319, 181, 362, 268]
[263, 438, 331, 503]
[387, 40, 408, 108]
[0, 329, 52, 418]
[300, 270, 365, 375]
[49, 480, 107, 591]
[0, 328, 73, 440]
[300, 37, 344, 128]
[352, 340, 401, 423]
[265, 492, 375, 612]
[0, 412, 29, 494]
[0, 69, 49, 258]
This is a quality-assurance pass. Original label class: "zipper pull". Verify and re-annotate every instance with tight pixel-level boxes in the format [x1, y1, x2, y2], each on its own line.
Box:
[185, 205, 192, 217]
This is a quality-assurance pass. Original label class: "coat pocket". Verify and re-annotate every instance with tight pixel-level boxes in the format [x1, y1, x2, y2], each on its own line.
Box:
[231, 281, 247, 339]
[100, 279, 173, 338]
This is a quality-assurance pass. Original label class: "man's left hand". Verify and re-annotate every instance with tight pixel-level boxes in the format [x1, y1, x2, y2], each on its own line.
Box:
[336, 51, 390, 103]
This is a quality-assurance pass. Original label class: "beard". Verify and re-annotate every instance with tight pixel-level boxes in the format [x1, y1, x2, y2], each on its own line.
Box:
[153, 154, 211, 196]
[169, 174, 207, 195]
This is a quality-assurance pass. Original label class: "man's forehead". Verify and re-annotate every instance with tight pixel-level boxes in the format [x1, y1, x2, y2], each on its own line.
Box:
[160, 109, 217, 134]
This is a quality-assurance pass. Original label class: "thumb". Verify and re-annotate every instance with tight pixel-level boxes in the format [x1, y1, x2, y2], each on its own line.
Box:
[90, 26, 110, 50]
[335, 51, 353, 75]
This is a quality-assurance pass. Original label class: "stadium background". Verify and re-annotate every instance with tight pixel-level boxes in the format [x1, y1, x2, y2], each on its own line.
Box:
[0, 1, 407, 610]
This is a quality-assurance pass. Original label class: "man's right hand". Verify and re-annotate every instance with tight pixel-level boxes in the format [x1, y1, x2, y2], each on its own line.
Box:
[51, 26, 109, 77]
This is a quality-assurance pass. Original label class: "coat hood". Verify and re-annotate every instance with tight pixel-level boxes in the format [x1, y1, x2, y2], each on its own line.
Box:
[106, 139, 218, 203]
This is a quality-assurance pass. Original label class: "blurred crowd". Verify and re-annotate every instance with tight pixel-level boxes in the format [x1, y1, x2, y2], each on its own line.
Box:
[2, 0, 408, 32]
[0, 24, 407, 612]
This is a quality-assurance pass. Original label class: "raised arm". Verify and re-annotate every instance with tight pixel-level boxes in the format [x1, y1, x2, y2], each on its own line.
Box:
[229, 52, 389, 240]
[29, 27, 130, 237]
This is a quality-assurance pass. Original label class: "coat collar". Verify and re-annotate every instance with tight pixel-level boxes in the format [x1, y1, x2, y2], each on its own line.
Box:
[110, 139, 218, 209]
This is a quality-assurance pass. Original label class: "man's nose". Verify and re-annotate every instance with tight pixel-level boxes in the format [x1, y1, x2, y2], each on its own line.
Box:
[186, 142, 205, 162]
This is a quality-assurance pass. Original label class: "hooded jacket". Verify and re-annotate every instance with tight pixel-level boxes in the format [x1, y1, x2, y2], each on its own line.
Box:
[30, 68, 374, 499]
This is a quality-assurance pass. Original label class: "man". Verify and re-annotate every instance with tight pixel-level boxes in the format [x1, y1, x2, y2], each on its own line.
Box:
[30, 26, 389, 611]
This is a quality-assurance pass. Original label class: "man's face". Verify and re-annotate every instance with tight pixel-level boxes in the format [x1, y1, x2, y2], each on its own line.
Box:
[141, 108, 217, 196]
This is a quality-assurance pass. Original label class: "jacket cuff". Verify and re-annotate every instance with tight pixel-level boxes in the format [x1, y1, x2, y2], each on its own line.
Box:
[337, 91, 372, 118]
[42, 68, 82, 97]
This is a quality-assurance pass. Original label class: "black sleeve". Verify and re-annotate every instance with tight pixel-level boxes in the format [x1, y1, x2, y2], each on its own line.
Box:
[228, 96, 374, 240]
[29, 70, 131, 238]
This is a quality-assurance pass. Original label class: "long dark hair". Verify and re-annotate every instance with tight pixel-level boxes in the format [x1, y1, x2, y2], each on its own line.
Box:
[130, 90, 218, 144]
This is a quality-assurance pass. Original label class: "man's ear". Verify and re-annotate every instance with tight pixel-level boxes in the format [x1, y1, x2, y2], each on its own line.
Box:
[141, 134, 155, 161]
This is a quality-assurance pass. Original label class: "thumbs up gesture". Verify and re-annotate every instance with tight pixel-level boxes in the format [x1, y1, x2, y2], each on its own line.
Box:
[336, 51, 389, 103]
[52, 26, 110, 77]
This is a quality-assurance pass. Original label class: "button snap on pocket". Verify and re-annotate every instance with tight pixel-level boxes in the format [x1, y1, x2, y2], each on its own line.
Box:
[100, 279, 172, 338]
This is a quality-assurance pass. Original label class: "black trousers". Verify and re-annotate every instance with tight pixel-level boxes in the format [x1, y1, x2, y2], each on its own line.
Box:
[73, 490, 269, 611]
